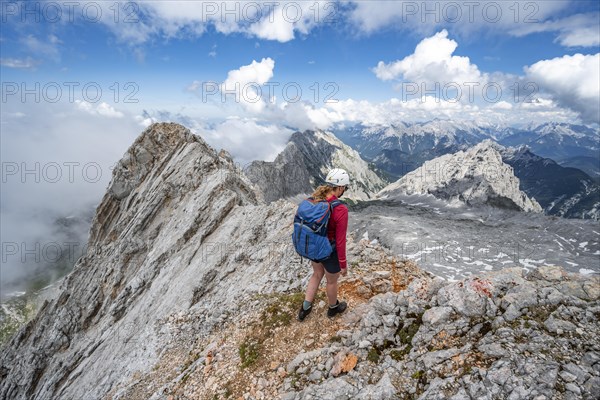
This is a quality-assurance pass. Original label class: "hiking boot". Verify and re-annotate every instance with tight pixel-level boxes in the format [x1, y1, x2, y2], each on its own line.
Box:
[298, 305, 312, 321]
[327, 300, 347, 318]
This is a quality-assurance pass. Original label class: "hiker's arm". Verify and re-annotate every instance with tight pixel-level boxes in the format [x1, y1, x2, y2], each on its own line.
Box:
[335, 205, 349, 270]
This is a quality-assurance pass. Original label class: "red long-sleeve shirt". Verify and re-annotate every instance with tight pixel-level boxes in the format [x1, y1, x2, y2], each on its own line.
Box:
[326, 195, 348, 269]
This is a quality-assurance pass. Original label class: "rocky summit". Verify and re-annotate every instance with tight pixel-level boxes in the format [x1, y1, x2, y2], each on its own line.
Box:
[378, 140, 543, 213]
[1, 123, 598, 400]
[245, 130, 387, 203]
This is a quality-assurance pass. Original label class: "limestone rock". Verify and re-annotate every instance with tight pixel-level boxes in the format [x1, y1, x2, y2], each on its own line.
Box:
[378, 140, 543, 212]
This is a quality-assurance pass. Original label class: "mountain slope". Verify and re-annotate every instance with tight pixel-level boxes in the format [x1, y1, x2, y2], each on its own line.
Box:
[0, 123, 302, 399]
[245, 130, 388, 203]
[558, 156, 600, 180]
[377, 140, 543, 213]
[500, 122, 600, 177]
[499, 145, 600, 219]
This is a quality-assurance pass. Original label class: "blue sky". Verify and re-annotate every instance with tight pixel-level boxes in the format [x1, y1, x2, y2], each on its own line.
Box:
[2, 1, 599, 111]
[1, 1, 599, 171]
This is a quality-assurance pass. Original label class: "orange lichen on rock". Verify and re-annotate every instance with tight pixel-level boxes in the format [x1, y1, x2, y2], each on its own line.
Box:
[341, 353, 358, 373]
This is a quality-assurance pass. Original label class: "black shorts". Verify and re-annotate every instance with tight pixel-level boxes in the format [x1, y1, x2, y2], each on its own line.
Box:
[311, 243, 341, 274]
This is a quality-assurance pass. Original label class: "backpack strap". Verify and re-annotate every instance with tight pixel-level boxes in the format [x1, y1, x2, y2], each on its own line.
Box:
[324, 200, 344, 229]
[315, 202, 332, 224]
[330, 199, 344, 209]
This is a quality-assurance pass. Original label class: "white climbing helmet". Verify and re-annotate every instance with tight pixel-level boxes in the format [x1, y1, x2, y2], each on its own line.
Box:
[325, 168, 350, 187]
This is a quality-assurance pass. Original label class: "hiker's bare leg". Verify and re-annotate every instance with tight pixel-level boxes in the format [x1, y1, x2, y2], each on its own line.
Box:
[324, 271, 340, 306]
[305, 262, 325, 303]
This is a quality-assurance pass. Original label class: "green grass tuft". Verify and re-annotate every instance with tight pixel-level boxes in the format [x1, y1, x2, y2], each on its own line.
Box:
[367, 347, 381, 363]
[239, 338, 261, 369]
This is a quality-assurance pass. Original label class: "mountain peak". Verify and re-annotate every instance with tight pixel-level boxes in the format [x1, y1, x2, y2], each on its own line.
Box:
[0, 123, 280, 399]
[108, 122, 212, 200]
[245, 129, 387, 202]
[378, 141, 543, 212]
[91, 122, 260, 245]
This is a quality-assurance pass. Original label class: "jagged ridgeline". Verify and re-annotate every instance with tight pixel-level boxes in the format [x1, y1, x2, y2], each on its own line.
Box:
[0, 123, 305, 399]
[245, 129, 388, 204]
[377, 140, 543, 213]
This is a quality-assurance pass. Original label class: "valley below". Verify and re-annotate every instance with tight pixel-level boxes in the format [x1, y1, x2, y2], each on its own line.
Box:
[349, 196, 599, 281]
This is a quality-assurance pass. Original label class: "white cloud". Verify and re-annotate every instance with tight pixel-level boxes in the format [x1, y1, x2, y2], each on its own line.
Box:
[138, 110, 293, 166]
[248, 4, 297, 42]
[0, 57, 39, 69]
[373, 30, 491, 105]
[1, 99, 142, 291]
[525, 53, 600, 122]
[187, 80, 202, 92]
[347, 1, 570, 32]
[188, 57, 343, 129]
[76, 100, 125, 118]
[321, 97, 476, 126]
[516, 97, 580, 124]
[373, 30, 486, 85]
[345, 0, 598, 48]
[198, 118, 293, 165]
[223, 57, 275, 87]
[208, 44, 217, 58]
[282, 93, 581, 129]
[492, 101, 513, 110]
[88, 0, 327, 45]
[20, 34, 61, 62]
[509, 13, 600, 47]
[558, 25, 600, 48]
[371, 30, 598, 123]
[181, 35, 590, 131]
[558, 25, 600, 47]
[219, 57, 275, 113]
[96, 103, 126, 118]
[246, 1, 324, 42]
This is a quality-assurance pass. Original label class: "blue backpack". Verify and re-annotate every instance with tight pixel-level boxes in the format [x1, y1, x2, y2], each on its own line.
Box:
[292, 197, 343, 262]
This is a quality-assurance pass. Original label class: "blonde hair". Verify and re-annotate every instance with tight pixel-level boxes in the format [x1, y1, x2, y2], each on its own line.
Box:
[311, 184, 334, 201]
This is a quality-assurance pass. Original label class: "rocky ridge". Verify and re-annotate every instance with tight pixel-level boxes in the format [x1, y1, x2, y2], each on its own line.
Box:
[0, 123, 299, 399]
[104, 240, 599, 400]
[100, 235, 428, 399]
[245, 130, 387, 203]
[378, 140, 543, 213]
[281, 264, 599, 400]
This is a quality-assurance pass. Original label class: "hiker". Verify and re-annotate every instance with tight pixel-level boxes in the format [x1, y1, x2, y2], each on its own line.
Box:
[297, 168, 350, 321]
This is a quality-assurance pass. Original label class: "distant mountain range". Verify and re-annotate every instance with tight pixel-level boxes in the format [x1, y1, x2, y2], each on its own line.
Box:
[497, 144, 600, 219]
[336, 121, 599, 178]
[499, 122, 600, 178]
[335, 120, 495, 178]
[335, 120, 600, 219]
